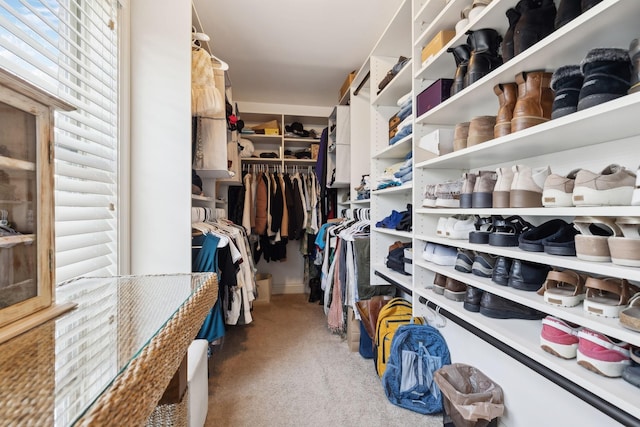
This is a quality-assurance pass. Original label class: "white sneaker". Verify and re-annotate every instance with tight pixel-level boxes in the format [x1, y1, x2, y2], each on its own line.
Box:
[445, 215, 475, 240]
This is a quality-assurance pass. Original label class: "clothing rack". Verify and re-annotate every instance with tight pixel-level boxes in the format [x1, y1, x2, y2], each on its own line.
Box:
[191, 206, 226, 223]
[344, 208, 370, 221]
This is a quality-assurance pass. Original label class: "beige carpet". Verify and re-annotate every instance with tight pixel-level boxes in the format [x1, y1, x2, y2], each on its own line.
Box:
[204, 294, 442, 427]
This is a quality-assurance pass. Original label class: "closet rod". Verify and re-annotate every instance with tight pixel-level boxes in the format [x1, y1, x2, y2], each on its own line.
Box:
[374, 270, 412, 296]
[353, 71, 370, 97]
[417, 297, 640, 427]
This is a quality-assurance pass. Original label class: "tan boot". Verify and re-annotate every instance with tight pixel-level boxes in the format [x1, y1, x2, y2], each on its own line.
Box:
[493, 166, 514, 208]
[494, 82, 518, 137]
[453, 122, 471, 151]
[467, 115, 496, 146]
[511, 71, 554, 133]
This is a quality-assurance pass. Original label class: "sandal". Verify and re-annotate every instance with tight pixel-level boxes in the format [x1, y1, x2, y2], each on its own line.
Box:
[537, 269, 587, 307]
[608, 217, 640, 267]
[468, 215, 501, 244]
[574, 216, 622, 262]
[620, 293, 640, 332]
[583, 277, 639, 318]
[488, 215, 532, 247]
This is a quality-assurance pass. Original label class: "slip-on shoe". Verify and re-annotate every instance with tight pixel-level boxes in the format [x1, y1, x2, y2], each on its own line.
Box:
[508, 259, 552, 291]
[518, 218, 572, 252]
[480, 292, 546, 319]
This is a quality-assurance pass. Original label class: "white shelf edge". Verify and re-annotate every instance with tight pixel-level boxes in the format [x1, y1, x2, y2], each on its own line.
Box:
[373, 227, 413, 239]
[371, 182, 413, 195]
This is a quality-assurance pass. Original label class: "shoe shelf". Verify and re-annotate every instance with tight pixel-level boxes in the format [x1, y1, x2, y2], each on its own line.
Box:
[415, 0, 633, 125]
[412, 285, 640, 420]
[373, 262, 412, 291]
[415, 92, 640, 171]
[415, 206, 640, 217]
[415, 234, 640, 283]
[371, 182, 413, 195]
[413, 256, 640, 347]
[374, 227, 413, 240]
[372, 134, 412, 159]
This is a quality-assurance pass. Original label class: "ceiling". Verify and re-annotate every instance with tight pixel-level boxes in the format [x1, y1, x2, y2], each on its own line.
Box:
[192, 0, 404, 108]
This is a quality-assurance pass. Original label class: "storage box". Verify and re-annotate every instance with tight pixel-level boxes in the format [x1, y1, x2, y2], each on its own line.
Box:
[416, 79, 453, 117]
[311, 143, 319, 160]
[251, 120, 280, 135]
[254, 273, 272, 304]
[421, 30, 456, 64]
[347, 307, 361, 352]
[339, 70, 356, 100]
[419, 128, 455, 156]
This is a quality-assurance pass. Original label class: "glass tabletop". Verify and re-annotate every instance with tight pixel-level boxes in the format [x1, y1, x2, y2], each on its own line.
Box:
[0, 272, 214, 426]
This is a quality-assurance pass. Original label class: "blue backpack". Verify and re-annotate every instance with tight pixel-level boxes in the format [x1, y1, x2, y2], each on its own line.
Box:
[381, 323, 451, 415]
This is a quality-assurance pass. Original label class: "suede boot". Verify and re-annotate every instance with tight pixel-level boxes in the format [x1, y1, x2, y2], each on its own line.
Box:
[448, 44, 472, 96]
[464, 29, 503, 87]
[460, 172, 477, 208]
[467, 115, 496, 146]
[581, 0, 602, 12]
[555, 0, 582, 29]
[629, 38, 640, 94]
[472, 170, 498, 208]
[502, 7, 521, 63]
[511, 70, 554, 133]
[493, 167, 514, 208]
[453, 121, 470, 151]
[513, 0, 557, 57]
[577, 48, 632, 111]
[493, 82, 518, 137]
[551, 65, 583, 119]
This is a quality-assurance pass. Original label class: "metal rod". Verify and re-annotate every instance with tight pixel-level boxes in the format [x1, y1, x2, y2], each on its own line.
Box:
[353, 71, 370, 97]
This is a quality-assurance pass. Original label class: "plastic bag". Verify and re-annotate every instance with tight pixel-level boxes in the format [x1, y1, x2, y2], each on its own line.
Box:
[434, 363, 504, 427]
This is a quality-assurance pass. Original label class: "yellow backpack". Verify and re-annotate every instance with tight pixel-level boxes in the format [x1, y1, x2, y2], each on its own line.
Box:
[374, 297, 424, 377]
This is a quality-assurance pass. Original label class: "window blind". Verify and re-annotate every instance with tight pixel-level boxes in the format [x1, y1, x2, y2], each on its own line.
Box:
[0, 0, 119, 283]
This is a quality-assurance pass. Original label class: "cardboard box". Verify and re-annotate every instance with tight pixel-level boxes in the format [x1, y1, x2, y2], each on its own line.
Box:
[421, 30, 456, 64]
[339, 70, 356, 100]
[251, 119, 280, 135]
[347, 307, 360, 352]
[419, 128, 455, 156]
[254, 273, 272, 304]
[416, 79, 453, 117]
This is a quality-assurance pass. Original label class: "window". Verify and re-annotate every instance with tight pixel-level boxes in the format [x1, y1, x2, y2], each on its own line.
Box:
[0, 0, 119, 283]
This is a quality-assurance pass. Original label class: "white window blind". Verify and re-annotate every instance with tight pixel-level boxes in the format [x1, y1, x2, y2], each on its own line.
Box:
[0, 0, 119, 283]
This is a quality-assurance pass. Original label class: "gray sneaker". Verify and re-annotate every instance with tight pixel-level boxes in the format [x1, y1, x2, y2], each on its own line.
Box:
[573, 164, 636, 206]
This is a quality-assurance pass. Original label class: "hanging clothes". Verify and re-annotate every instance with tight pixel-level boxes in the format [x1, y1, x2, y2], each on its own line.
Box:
[191, 48, 223, 117]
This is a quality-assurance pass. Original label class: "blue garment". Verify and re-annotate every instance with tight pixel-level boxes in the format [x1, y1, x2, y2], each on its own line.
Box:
[376, 210, 403, 229]
[394, 164, 412, 179]
[315, 223, 334, 250]
[193, 233, 226, 343]
[400, 170, 413, 183]
[397, 102, 412, 121]
[389, 124, 412, 145]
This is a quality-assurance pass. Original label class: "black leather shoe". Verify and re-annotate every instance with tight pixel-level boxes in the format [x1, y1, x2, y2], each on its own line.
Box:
[480, 292, 546, 319]
[463, 286, 484, 312]
[491, 256, 512, 286]
[508, 259, 552, 291]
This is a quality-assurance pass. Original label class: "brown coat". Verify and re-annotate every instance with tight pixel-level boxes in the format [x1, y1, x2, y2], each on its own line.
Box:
[254, 172, 268, 235]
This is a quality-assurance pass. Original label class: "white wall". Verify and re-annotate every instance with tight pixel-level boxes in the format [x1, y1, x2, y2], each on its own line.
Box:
[129, 0, 192, 274]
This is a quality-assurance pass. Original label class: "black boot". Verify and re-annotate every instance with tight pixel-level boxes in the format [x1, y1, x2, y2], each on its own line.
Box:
[502, 7, 521, 63]
[551, 65, 583, 119]
[577, 48, 632, 111]
[513, 0, 557, 57]
[448, 44, 472, 96]
[464, 29, 503, 87]
[555, 0, 582, 29]
[581, 0, 602, 12]
[629, 38, 640, 94]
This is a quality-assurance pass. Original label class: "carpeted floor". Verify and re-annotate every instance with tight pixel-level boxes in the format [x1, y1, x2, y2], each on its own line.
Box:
[204, 294, 442, 427]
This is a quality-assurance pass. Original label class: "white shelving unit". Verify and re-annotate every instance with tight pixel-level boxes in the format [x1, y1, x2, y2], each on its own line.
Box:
[347, 0, 640, 425]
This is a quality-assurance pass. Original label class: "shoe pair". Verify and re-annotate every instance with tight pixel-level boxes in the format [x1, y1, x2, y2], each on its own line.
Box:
[541, 316, 631, 378]
[574, 216, 640, 266]
[491, 256, 550, 291]
[432, 273, 467, 302]
[455, 249, 498, 278]
[422, 179, 464, 208]
[493, 165, 551, 208]
[543, 164, 637, 207]
[460, 171, 498, 208]
[436, 215, 475, 240]
[422, 242, 457, 266]
[518, 218, 578, 256]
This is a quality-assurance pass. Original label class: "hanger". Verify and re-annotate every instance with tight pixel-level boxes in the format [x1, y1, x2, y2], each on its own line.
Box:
[191, 26, 230, 71]
[191, 221, 229, 248]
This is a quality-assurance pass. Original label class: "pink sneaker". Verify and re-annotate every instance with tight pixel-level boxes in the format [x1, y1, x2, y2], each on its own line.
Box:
[540, 316, 580, 359]
[577, 328, 631, 377]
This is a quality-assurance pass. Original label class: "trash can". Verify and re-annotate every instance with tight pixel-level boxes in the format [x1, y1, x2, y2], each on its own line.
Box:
[434, 363, 504, 427]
